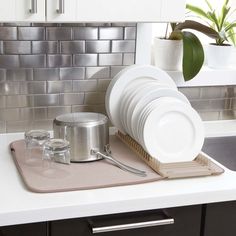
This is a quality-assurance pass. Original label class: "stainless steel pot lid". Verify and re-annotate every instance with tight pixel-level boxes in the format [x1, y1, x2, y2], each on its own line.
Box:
[54, 112, 108, 127]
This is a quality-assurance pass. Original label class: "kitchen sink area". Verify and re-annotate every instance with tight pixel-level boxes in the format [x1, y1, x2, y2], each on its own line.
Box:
[203, 136, 236, 171]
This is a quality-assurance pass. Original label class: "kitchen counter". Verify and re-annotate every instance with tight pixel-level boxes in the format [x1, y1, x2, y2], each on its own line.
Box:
[1, 120, 236, 227]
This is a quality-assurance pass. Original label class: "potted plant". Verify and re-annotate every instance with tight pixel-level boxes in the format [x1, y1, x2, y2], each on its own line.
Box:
[187, 0, 236, 69]
[153, 20, 219, 81]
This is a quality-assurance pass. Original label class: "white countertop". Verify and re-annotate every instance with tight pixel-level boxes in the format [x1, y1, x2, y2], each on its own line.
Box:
[1, 120, 236, 227]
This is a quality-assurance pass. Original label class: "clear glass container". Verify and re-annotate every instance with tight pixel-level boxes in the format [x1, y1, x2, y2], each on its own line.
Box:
[43, 139, 70, 165]
[24, 130, 50, 160]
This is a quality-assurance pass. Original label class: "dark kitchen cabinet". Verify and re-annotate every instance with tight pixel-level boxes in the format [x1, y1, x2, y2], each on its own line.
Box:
[51, 205, 202, 236]
[203, 201, 236, 236]
[0, 222, 47, 236]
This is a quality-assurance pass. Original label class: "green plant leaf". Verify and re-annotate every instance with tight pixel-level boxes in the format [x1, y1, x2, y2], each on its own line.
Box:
[205, 0, 213, 11]
[182, 32, 204, 81]
[208, 11, 221, 31]
[219, 4, 230, 30]
[186, 4, 209, 19]
[175, 20, 219, 39]
[225, 22, 236, 32]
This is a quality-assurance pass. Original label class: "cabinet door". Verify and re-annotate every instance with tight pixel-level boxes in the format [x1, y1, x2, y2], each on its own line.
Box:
[16, 0, 45, 22]
[51, 205, 201, 236]
[0, 0, 16, 21]
[76, 0, 162, 22]
[204, 201, 236, 236]
[46, 0, 77, 22]
[0, 222, 47, 236]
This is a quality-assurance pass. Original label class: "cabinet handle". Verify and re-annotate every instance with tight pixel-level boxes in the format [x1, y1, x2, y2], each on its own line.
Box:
[91, 218, 174, 234]
[57, 0, 65, 14]
[29, 0, 37, 14]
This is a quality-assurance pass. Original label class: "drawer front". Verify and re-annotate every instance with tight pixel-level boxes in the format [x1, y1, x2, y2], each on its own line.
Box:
[0, 222, 47, 236]
[204, 201, 236, 236]
[51, 205, 201, 236]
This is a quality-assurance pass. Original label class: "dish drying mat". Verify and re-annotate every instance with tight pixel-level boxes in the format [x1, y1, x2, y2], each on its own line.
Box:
[116, 131, 224, 178]
[9, 136, 163, 193]
[9, 134, 224, 193]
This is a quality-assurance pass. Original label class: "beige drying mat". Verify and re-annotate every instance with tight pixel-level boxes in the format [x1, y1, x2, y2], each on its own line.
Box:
[9, 136, 164, 193]
[116, 131, 224, 178]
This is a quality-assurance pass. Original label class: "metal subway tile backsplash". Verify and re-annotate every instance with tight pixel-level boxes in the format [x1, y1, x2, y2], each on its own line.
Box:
[1, 22, 234, 133]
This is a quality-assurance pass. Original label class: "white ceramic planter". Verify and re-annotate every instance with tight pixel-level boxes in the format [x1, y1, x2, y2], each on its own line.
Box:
[206, 44, 233, 69]
[153, 37, 183, 71]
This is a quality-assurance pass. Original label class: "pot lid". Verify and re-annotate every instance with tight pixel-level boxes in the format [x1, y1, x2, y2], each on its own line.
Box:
[54, 112, 108, 127]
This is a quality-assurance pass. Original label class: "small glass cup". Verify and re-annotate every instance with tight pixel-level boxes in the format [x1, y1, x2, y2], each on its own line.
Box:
[24, 130, 50, 161]
[43, 139, 70, 165]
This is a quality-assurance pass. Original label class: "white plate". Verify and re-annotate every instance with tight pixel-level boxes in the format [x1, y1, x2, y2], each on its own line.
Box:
[142, 97, 204, 163]
[105, 65, 177, 133]
[131, 88, 191, 139]
[119, 77, 153, 133]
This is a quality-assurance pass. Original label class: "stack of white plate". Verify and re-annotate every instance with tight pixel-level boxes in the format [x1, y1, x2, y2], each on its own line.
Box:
[105, 65, 204, 163]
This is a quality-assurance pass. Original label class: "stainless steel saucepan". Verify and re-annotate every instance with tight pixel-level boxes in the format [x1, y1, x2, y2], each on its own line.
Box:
[53, 112, 146, 177]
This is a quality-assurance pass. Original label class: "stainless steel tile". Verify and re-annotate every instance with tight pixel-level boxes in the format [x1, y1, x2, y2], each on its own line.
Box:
[61, 41, 85, 54]
[73, 27, 98, 40]
[47, 55, 72, 68]
[178, 87, 201, 99]
[2, 108, 20, 121]
[0, 96, 6, 108]
[32, 41, 58, 54]
[32, 23, 58, 27]
[110, 66, 126, 77]
[60, 67, 85, 80]
[6, 69, 33, 81]
[86, 41, 110, 53]
[0, 55, 19, 68]
[33, 68, 59, 81]
[4, 41, 31, 54]
[200, 86, 227, 99]
[34, 107, 47, 120]
[46, 27, 72, 40]
[0, 27, 17, 40]
[190, 99, 211, 111]
[74, 54, 97, 67]
[0, 121, 6, 133]
[123, 53, 135, 65]
[84, 92, 105, 105]
[0, 69, 6, 81]
[225, 87, 236, 98]
[32, 120, 53, 131]
[59, 93, 84, 105]
[73, 80, 97, 92]
[47, 106, 71, 119]
[211, 98, 231, 110]
[20, 107, 34, 120]
[19, 55, 46, 68]
[6, 120, 32, 133]
[6, 95, 33, 108]
[99, 54, 122, 66]
[97, 79, 111, 91]
[86, 23, 111, 27]
[86, 67, 110, 79]
[18, 27, 45, 40]
[61, 23, 86, 27]
[198, 111, 220, 121]
[34, 94, 59, 107]
[47, 81, 72, 93]
[72, 105, 95, 112]
[219, 110, 236, 120]
[0, 81, 20, 95]
[124, 27, 136, 40]
[20, 81, 46, 94]
[3, 23, 31, 27]
[99, 27, 123, 40]
[0, 41, 3, 54]
[112, 40, 136, 53]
